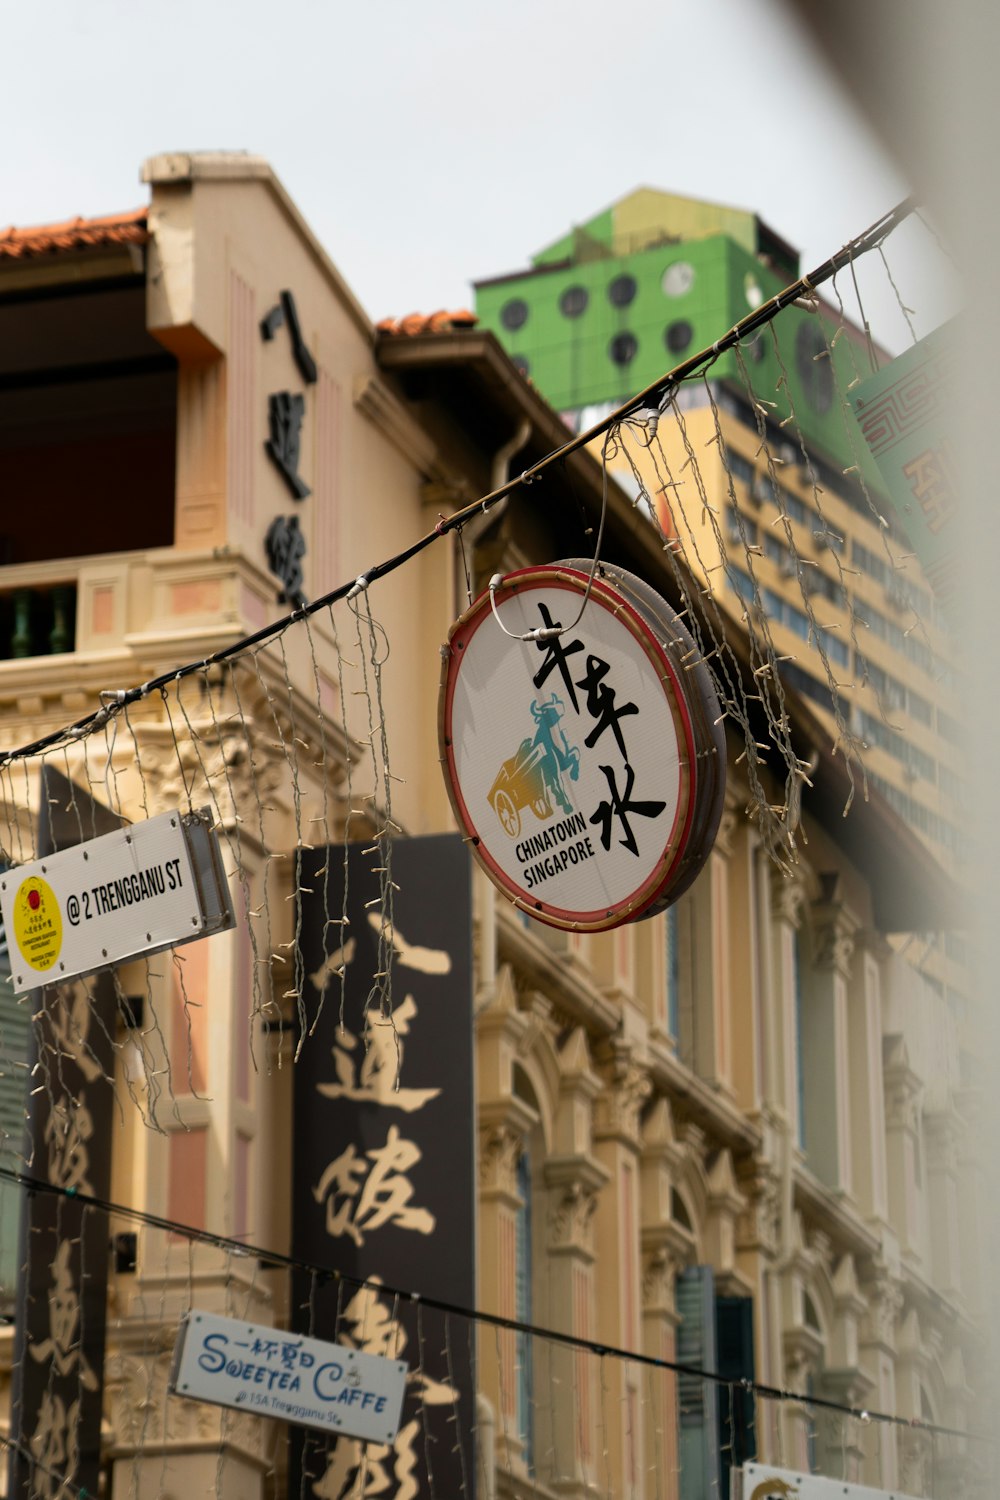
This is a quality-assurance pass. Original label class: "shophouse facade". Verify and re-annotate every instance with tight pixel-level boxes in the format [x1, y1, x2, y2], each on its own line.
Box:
[0, 156, 981, 1499]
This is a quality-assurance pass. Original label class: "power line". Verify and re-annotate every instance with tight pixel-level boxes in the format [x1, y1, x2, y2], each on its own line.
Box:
[0, 197, 913, 770]
[0, 1163, 985, 1448]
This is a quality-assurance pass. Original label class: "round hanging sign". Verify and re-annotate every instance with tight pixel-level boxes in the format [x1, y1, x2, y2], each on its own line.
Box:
[439, 562, 725, 932]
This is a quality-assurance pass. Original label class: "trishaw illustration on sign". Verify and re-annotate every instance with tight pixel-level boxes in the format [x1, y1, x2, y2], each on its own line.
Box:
[488, 693, 581, 838]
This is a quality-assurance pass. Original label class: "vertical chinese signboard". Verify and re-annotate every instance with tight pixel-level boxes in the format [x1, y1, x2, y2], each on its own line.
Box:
[7, 767, 120, 1500]
[293, 833, 476, 1498]
[261, 288, 317, 608]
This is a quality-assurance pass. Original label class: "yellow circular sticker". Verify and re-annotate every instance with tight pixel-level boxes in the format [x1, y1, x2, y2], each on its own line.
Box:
[12, 876, 63, 972]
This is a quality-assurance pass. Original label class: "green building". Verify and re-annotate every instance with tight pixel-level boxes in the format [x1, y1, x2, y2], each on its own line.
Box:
[474, 187, 865, 465]
[474, 188, 967, 891]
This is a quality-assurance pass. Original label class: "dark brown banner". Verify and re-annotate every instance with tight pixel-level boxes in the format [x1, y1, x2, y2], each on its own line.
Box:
[7, 767, 120, 1500]
[292, 833, 476, 1498]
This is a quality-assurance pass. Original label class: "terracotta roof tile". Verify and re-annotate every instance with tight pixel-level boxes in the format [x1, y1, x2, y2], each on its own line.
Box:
[375, 309, 478, 337]
[0, 205, 148, 261]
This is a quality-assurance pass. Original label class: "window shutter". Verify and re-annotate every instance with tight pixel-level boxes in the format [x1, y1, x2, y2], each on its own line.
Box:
[676, 1264, 720, 1499]
[716, 1294, 757, 1484]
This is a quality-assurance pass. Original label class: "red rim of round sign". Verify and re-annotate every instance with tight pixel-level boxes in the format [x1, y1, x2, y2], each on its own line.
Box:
[439, 566, 701, 931]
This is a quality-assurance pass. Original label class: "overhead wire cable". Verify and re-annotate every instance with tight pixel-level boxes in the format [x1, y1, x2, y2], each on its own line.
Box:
[0, 1163, 984, 1449]
[0, 197, 914, 770]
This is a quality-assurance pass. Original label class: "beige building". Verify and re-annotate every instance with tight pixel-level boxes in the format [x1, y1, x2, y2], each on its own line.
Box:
[0, 155, 981, 1499]
[474, 190, 971, 1054]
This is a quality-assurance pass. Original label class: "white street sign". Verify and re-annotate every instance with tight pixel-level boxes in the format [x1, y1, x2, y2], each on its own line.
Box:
[0, 808, 234, 994]
[170, 1309, 408, 1444]
[735, 1462, 924, 1500]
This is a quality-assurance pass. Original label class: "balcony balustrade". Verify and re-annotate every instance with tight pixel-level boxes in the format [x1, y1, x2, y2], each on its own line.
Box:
[0, 584, 77, 660]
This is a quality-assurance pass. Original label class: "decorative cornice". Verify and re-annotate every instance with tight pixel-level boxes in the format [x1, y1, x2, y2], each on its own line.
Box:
[792, 1163, 880, 1263]
[641, 1208, 698, 1311]
[783, 1323, 825, 1387]
[816, 1364, 875, 1410]
[807, 1227, 833, 1270]
[478, 1124, 521, 1198]
[883, 1036, 923, 1133]
[858, 1272, 905, 1351]
[478, 1100, 537, 1199]
[706, 1148, 745, 1218]
[556, 1025, 602, 1102]
[811, 903, 858, 977]
[831, 1254, 869, 1318]
[544, 1165, 605, 1259]
[495, 904, 619, 1040]
[735, 1161, 781, 1257]
[593, 1040, 652, 1148]
[646, 1037, 762, 1155]
[640, 1096, 682, 1166]
[770, 867, 807, 928]
[714, 805, 738, 859]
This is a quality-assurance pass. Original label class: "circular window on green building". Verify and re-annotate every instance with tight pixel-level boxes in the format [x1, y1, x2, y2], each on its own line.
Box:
[744, 272, 764, 309]
[609, 331, 638, 366]
[512, 355, 531, 378]
[662, 261, 695, 298]
[608, 274, 637, 308]
[559, 285, 589, 318]
[500, 298, 529, 332]
[665, 320, 693, 355]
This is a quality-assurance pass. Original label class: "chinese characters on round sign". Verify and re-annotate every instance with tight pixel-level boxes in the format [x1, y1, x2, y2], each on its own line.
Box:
[439, 563, 726, 931]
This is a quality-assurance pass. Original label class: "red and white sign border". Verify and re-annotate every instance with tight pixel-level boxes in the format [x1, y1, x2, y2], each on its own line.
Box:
[439, 566, 699, 932]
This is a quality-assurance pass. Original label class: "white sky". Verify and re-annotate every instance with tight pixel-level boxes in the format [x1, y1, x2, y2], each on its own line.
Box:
[4, 0, 957, 352]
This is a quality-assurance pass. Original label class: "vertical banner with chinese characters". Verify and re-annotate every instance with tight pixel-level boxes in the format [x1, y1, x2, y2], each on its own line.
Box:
[261, 287, 317, 607]
[7, 767, 120, 1500]
[292, 833, 476, 1499]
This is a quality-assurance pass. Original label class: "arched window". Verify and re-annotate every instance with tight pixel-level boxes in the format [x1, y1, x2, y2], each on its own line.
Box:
[671, 1187, 693, 1233]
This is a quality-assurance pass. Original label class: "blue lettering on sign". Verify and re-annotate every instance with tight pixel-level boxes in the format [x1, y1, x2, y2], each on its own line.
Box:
[311, 1362, 387, 1413]
[312, 1361, 345, 1400]
[198, 1333, 229, 1374]
[185, 1321, 395, 1431]
[195, 1332, 307, 1393]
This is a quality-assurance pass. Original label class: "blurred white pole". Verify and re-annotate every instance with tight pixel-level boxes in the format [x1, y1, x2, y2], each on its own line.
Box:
[779, 1, 997, 1484]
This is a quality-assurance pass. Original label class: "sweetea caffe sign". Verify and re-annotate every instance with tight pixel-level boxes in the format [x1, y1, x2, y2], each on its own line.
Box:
[439, 562, 725, 931]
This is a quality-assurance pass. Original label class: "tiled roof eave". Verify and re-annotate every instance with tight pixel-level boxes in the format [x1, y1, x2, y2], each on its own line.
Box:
[0, 207, 149, 263]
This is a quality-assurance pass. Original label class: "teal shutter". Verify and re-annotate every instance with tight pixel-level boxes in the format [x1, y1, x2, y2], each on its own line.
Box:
[676, 1265, 720, 1500]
